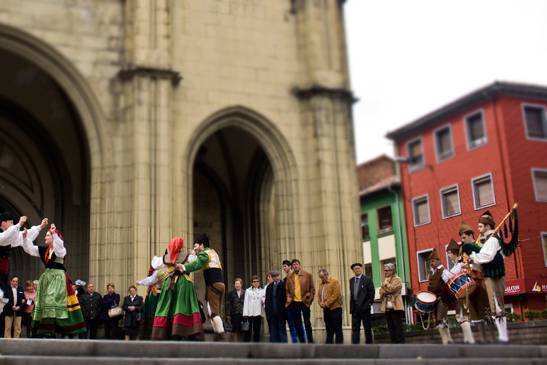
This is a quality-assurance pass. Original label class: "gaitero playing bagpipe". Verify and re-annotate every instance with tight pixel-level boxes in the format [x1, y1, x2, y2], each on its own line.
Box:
[461, 204, 519, 343]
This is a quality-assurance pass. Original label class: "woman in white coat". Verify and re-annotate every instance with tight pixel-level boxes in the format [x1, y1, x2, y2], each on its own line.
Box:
[242, 275, 265, 342]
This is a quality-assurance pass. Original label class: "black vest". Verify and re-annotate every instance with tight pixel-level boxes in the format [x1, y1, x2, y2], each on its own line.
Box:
[38, 246, 66, 271]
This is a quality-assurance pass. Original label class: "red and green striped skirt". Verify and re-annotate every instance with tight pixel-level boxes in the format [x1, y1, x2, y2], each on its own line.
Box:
[151, 274, 203, 340]
[32, 268, 86, 336]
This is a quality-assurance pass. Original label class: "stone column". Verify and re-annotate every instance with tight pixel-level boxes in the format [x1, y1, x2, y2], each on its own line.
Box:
[293, 0, 361, 327]
[111, 0, 181, 288]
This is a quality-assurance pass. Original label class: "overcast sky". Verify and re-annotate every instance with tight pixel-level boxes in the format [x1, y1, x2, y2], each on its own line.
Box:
[344, 0, 547, 164]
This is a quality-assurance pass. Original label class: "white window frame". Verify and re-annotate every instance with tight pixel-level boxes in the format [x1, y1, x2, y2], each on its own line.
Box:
[531, 167, 547, 203]
[440, 184, 461, 219]
[541, 232, 547, 267]
[417, 248, 433, 283]
[434, 123, 455, 162]
[464, 109, 488, 150]
[406, 136, 425, 172]
[412, 194, 431, 227]
[521, 103, 547, 142]
[471, 172, 496, 210]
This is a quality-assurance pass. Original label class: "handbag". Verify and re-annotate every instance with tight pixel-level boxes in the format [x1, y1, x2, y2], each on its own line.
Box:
[108, 306, 123, 318]
[241, 319, 250, 332]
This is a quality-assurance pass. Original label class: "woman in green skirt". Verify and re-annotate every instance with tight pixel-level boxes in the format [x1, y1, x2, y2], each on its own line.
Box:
[21, 223, 86, 337]
[151, 237, 203, 340]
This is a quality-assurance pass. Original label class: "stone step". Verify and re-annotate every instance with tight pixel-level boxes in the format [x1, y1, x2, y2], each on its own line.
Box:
[0, 356, 545, 365]
[1, 339, 546, 361]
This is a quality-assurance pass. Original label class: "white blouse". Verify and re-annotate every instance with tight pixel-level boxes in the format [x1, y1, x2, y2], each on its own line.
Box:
[0, 223, 20, 247]
[242, 286, 265, 317]
[22, 232, 66, 258]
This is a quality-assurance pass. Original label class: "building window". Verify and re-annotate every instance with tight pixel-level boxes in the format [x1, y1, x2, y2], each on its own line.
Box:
[380, 258, 396, 281]
[412, 195, 430, 226]
[440, 185, 461, 218]
[365, 263, 373, 281]
[361, 213, 370, 241]
[472, 174, 495, 209]
[523, 105, 547, 140]
[532, 169, 547, 202]
[377, 206, 393, 233]
[541, 233, 547, 267]
[407, 138, 424, 171]
[465, 111, 487, 148]
[417, 249, 432, 282]
[434, 125, 454, 161]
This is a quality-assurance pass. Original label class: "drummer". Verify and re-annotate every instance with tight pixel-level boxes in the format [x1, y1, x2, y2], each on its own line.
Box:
[427, 249, 454, 345]
[442, 239, 476, 344]
[459, 221, 491, 343]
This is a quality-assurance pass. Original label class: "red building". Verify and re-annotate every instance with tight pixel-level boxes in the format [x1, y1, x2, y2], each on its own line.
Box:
[387, 81, 547, 315]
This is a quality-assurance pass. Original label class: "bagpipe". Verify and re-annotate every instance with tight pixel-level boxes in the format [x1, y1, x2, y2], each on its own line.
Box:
[475, 203, 520, 256]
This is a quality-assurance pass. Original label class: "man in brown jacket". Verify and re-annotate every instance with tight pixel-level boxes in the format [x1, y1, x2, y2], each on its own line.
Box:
[318, 269, 343, 344]
[285, 259, 315, 343]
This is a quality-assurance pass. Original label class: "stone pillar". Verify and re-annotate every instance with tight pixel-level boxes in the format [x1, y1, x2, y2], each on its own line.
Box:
[110, 0, 180, 288]
[293, 0, 361, 327]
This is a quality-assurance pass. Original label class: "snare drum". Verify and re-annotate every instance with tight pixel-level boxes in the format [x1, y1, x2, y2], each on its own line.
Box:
[414, 291, 437, 313]
[447, 271, 477, 299]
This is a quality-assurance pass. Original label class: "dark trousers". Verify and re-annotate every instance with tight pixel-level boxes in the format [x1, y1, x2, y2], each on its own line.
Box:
[351, 304, 373, 344]
[286, 313, 299, 343]
[104, 318, 120, 339]
[385, 310, 405, 343]
[244, 316, 262, 342]
[323, 307, 343, 344]
[288, 301, 314, 343]
[85, 318, 100, 339]
[268, 316, 288, 343]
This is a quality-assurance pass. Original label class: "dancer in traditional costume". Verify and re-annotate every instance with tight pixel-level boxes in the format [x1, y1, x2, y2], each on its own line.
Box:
[137, 256, 163, 339]
[1, 214, 47, 291]
[180, 234, 226, 340]
[427, 248, 455, 344]
[21, 224, 86, 337]
[468, 209, 519, 343]
[151, 237, 203, 340]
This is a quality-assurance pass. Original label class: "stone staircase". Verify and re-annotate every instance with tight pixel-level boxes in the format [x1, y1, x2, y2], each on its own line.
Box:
[0, 339, 546, 364]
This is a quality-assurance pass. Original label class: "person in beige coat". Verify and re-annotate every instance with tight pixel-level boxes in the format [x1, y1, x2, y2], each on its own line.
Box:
[379, 263, 405, 343]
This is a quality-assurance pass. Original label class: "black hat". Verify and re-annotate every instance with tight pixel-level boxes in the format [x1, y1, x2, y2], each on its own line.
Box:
[194, 234, 210, 247]
[0, 212, 15, 223]
[350, 263, 363, 270]
[478, 210, 495, 228]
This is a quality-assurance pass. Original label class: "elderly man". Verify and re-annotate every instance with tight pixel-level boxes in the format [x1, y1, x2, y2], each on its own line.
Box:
[80, 283, 103, 339]
[264, 271, 287, 343]
[318, 269, 343, 344]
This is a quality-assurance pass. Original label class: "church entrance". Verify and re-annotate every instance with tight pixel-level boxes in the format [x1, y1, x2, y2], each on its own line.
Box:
[192, 126, 276, 290]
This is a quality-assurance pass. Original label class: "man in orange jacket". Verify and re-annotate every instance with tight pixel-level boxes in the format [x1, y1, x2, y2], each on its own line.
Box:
[318, 268, 343, 344]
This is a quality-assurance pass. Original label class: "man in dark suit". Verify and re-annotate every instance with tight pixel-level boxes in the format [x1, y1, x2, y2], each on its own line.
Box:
[264, 271, 287, 343]
[349, 263, 375, 344]
[4, 275, 24, 338]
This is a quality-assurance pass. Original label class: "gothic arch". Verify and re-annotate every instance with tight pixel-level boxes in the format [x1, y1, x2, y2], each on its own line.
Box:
[184, 106, 300, 274]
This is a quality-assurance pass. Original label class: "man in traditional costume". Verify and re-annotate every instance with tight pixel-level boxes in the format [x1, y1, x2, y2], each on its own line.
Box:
[442, 239, 477, 344]
[427, 248, 454, 344]
[21, 224, 86, 337]
[151, 237, 203, 340]
[458, 221, 491, 343]
[1, 213, 48, 291]
[180, 234, 226, 340]
[469, 211, 513, 343]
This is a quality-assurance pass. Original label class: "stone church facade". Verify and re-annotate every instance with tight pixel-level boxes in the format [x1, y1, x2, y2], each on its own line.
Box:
[0, 0, 360, 328]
